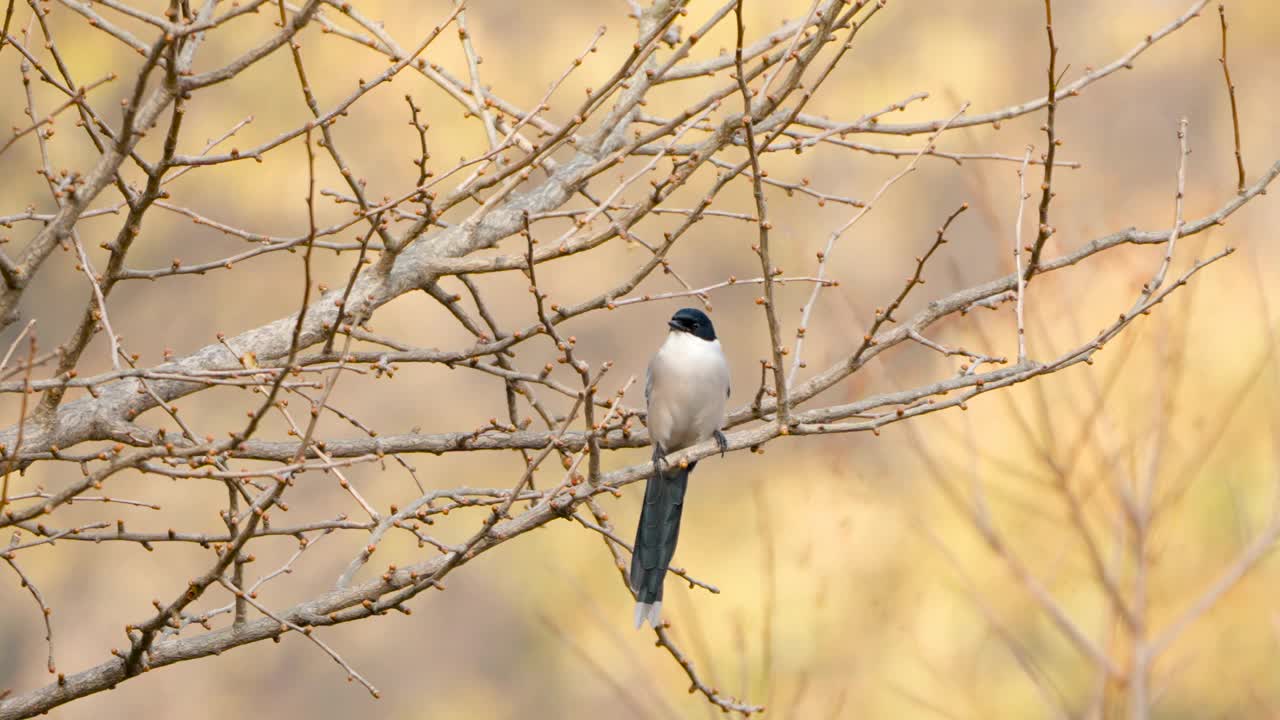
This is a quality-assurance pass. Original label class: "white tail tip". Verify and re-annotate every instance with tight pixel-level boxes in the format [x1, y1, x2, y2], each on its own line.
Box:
[633, 601, 662, 629]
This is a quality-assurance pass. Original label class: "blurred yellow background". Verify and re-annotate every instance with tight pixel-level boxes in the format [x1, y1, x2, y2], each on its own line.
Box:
[2, 0, 1280, 717]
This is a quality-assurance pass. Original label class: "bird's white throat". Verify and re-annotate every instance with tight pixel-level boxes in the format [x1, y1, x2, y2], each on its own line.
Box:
[660, 330, 722, 362]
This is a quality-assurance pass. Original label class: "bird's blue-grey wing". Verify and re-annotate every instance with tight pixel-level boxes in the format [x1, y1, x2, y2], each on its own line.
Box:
[644, 361, 654, 410]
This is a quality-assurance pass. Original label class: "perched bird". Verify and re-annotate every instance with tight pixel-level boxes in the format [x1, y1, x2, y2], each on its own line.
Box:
[631, 307, 730, 629]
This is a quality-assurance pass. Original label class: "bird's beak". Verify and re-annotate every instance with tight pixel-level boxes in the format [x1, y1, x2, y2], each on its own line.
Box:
[668, 319, 686, 332]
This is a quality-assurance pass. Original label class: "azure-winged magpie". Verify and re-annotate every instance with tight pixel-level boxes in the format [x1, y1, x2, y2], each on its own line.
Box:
[631, 307, 730, 628]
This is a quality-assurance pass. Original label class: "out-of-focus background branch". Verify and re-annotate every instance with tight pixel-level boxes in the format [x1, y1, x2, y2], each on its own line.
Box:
[1, 0, 1279, 717]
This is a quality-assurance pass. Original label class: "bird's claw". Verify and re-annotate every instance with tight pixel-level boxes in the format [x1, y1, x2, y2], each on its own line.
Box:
[713, 429, 728, 458]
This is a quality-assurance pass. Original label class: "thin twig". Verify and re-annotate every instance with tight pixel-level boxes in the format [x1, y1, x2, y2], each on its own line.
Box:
[216, 577, 379, 697]
[1014, 147, 1032, 362]
[1218, 4, 1246, 193]
[1025, 0, 1061, 279]
[0, 336, 34, 519]
[1, 551, 55, 673]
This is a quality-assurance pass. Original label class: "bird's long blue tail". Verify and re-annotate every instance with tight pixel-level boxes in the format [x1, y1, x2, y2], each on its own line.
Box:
[630, 459, 691, 629]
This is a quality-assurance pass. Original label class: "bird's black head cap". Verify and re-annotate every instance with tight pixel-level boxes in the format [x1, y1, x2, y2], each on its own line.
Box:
[668, 307, 716, 341]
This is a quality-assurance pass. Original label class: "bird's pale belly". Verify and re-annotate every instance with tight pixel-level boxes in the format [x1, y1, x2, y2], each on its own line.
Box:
[648, 377, 725, 450]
